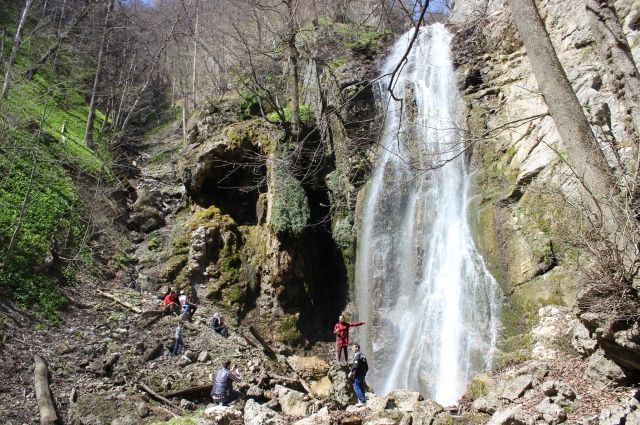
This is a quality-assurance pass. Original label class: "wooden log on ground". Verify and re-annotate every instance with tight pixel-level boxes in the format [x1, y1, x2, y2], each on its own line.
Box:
[247, 326, 278, 360]
[97, 289, 142, 314]
[163, 384, 211, 398]
[34, 355, 60, 425]
[138, 383, 184, 412]
[247, 326, 313, 394]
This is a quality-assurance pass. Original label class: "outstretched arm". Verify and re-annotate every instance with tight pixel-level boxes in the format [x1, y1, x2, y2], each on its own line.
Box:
[349, 321, 366, 327]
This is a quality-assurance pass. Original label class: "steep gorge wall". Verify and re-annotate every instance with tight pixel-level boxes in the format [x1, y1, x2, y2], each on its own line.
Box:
[449, 0, 640, 362]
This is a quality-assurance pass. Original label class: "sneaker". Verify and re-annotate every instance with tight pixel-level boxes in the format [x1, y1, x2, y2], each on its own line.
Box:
[355, 402, 365, 407]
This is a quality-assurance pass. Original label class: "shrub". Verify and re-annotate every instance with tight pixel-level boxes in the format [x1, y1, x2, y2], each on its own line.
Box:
[269, 157, 310, 236]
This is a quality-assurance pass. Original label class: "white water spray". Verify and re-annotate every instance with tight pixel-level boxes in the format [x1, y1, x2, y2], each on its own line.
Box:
[354, 24, 501, 406]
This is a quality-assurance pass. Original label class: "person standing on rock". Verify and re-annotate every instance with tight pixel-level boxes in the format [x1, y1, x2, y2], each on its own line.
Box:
[210, 360, 242, 406]
[333, 315, 366, 362]
[173, 323, 184, 355]
[348, 343, 368, 407]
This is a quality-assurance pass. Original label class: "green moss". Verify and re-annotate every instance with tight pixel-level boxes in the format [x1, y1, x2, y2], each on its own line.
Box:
[328, 56, 349, 71]
[275, 314, 302, 346]
[332, 22, 391, 54]
[269, 153, 310, 236]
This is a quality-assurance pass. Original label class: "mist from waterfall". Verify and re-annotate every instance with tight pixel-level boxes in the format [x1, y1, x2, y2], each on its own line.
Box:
[354, 24, 501, 406]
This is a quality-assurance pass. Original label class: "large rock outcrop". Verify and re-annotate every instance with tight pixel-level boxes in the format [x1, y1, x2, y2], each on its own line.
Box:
[450, 0, 640, 371]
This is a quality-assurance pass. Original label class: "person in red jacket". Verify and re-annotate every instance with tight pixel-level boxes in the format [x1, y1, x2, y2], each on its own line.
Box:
[163, 290, 180, 315]
[333, 315, 366, 363]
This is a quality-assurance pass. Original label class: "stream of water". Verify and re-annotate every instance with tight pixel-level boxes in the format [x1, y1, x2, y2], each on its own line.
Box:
[354, 24, 502, 406]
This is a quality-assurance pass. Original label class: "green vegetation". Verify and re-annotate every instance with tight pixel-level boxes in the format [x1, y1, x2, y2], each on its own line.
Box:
[327, 20, 390, 55]
[269, 154, 310, 236]
[267, 104, 314, 127]
[276, 313, 302, 345]
[0, 37, 109, 322]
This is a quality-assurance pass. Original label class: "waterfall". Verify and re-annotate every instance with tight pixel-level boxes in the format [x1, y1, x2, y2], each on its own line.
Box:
[354, 24, 501, 406]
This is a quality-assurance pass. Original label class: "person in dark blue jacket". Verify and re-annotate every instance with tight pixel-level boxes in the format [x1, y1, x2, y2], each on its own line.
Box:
[347, 343, 369, 406]
[210, 360, 241, 405]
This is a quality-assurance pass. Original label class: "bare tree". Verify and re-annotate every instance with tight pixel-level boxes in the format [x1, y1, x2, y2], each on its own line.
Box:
[84, 0, 115, 149]
[1, 0, 33, 99]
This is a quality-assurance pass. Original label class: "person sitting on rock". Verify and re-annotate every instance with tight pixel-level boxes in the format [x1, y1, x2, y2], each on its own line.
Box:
[210, 360, 242, 406]
[163, 290, 180, 315]
[211, 313, 229, 338]
[333, 315, 366, 363]
[178, 290, 190, 317]
[348, 343, 368, 407]
[186, 292, 198, 319]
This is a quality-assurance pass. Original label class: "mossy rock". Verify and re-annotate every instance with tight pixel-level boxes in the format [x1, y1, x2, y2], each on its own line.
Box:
[275, 314, 303, 346]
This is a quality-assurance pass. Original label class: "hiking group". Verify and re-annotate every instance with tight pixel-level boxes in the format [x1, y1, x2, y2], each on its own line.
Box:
[165, 288, 370, 408]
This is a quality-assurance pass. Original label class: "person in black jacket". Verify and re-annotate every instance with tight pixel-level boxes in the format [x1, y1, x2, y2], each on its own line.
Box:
[347, 343, 368, 406]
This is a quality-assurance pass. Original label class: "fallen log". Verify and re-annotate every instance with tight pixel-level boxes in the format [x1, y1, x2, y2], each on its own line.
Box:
[138, 383, 183, 412]
[97, 289, 142, 314]
[247, 326, 313, 394]
[34, 355, 60, 425]
[163, 384, 211, 399]
[247, 326, 278, 360]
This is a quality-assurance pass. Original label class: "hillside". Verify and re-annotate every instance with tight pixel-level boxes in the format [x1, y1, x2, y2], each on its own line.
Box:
[2, 0, 640, 424]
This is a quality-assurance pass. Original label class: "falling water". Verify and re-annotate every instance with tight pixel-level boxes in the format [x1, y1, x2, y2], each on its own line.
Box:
[354, 24, 501, 406]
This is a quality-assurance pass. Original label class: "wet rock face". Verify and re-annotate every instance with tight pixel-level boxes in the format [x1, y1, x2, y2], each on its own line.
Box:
[450, 0, 640, 372]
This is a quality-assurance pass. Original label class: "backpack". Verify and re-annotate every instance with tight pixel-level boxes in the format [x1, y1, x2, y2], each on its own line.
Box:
[356, 353, 369, 375]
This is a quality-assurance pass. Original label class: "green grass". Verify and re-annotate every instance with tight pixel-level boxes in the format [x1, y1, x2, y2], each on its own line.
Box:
[0, 36, 110, 322]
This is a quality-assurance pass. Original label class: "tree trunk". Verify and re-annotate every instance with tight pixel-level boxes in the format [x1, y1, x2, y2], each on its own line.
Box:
[0, 27, 6, 64]
[34, 355, 60, 425]
[191, 2, 199, 110]
[84, 0, 114, 149]
[584, 0, 640, 172]
[1, 0, 32, 99]
[507, 0, 620, 231]
[285, 0, 300, 139]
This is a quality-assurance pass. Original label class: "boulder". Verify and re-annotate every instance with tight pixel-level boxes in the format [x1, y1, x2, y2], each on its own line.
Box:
[243, 399, 286, 425]
[472, 395, 501, 414]
[340, 415, 363, 425]
[366, 394, 394, 412]
[287, 355, 330, 381]
[539, 380, 575, 401]
[246, 385, 264, 399]
[309, 376, 332, 399]
[599, 404, 628, 425]
[204, 404, 243, 425]
[328, 363, 356, 407]
[292, 407, 331, 425]
[363, 408, 405, 425]
[198, 351, 210, 362]
[584, 349, 628, 389]
[274, 385, 312, 417]
[487, 405, 532, 425]
[572, 321, 598, 356]
[535, 398, 567, 424]
[500, 375, 533, 401]
[387, 389, 423, 412]
[411, 400, 444, 425]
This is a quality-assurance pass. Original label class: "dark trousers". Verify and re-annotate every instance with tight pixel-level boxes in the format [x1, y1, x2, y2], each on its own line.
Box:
[337, 345, 348, 362]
